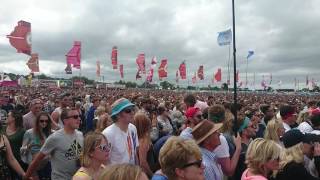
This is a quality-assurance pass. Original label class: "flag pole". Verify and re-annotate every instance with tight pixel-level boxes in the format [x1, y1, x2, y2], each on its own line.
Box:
[245, 58, 248, 89]
[232, 0, 238, 133]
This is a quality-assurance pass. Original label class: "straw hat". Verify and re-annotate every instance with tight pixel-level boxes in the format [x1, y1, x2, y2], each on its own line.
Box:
[192, 120, 222, 144]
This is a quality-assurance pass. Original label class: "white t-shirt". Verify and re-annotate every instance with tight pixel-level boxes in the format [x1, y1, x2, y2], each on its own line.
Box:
[283, 122, 291, 132]
[213, 134, 230, 158]
[310, 130, 320, 135]
[102, 123, 139, 165]
[298, 122, 313, 134]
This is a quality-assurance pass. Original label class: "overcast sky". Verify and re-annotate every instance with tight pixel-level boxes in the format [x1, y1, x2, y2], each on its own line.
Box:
[0, 0, 319, 89]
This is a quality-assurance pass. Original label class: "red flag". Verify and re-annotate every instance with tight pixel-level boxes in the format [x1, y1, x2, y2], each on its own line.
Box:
[96, 61, 101, 77]
[197, 65, 204, 80]
[66, 41, 81, 69]
[214, 68, 222, 82]
[7, 20, 31, 55]
[192, 72, 197, 84]
[119, 64, 124, 78]
[176, 70, 179, 83]
[158, 59, 168, 80]
[65, 64, 72, 74]
[146, 57, 157, 82]
[136, 53, 146, 74]
[111, 46, 118, 69]
[179, 61, 186, 79]
[26, 53, 39, 72]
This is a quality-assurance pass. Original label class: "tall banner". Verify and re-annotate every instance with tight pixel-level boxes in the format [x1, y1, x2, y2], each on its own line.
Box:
[96, 61, 101, 77]
[26, 53, 39, 72]
[119, 64, 124, 79]
[136, 53, 145, 80]
[7, 20, 32, 55]
[158, 59, 168, 80]
[111, 46, 118, 69]
[66, 41, 81, 69]
[214, 68, 222, 82]
[146, 57, 157, 82]
[197, 65, 204, 80]
[217, 29, 232, 46]
[179, 61, 187, 79]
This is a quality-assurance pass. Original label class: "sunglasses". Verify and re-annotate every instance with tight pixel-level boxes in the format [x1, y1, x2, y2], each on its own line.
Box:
[97, 143, 111, 152]
[182, 159, 203, 168]
[68, 115, 80, 119]
[123, 108, 133, 114]
[40, 119, 49, 123]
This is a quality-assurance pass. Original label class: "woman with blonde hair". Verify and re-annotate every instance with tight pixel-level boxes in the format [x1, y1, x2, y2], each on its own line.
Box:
[99, 163, 148, 180]
[241, 138, 281, 180]
[264, 119, 285, 146]
[133, 112, 158, 177]
[73, 132, 110, 180]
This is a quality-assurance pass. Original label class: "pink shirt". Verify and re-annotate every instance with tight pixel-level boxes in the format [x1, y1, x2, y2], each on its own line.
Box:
[241, 169, 267, 180]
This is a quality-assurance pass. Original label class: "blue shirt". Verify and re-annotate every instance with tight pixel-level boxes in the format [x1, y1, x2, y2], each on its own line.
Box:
[201, 147, 223, 180]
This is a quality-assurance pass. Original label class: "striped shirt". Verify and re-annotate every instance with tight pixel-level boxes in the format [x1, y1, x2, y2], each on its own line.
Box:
[201, 147, 223, 180]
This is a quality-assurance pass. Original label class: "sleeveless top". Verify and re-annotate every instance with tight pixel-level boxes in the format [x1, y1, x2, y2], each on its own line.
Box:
[0, 135, 11, 179]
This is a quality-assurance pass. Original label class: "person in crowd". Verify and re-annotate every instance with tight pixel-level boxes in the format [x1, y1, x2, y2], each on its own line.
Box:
[260, 104, 276, 126]
[102, 98, 139, 165]
[241, 138, 281, 180]
[192, 120, 223, 180]
[264, 119, 285, 146]
[5, 109, 27, 179]
[153, 136, 205, 180]
[23, 99, 43, 130]
[86, 97, 100, 133]
[51, 92, 73, 129]
[183, 94, 197, 109]
[75, 101, 86, 132]
[133, 113, 158, 177]
[99, 163, 148, 180]
[73, 132, 110, 180]
[208, 105, 242, 177]
[157, 106, 174, 137]
[25, 108, 84, 180]
[95, 113, 113, 133]
[21, 111, 53, 179]
[279, 104, 297, 132]
[43, 94, 56, 114]
[92, 106, 107, 132]
[309, 109, 320, 135]
[180, 107, 203, 139]
[275, 129, 320, 180]
[0, 122, 25, 179]
[297, 110, 312, 133]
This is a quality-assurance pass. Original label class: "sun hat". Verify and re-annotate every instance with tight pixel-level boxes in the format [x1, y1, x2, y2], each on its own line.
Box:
[111, 98, 135, 118]
[192, 120, 223, 144]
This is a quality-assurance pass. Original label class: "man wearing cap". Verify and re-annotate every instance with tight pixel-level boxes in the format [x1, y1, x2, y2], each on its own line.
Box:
[102, 98, 139, 165]
[23, 99, 43, 130]
[180, 107, 203, 140]
[192, 120, 223, 180]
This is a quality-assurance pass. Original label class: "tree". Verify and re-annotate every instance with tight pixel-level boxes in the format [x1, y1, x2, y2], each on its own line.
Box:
[160, 81, 174, 90]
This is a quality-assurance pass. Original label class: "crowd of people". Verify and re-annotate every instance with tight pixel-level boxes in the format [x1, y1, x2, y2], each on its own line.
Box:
[1, 87, 320, 180]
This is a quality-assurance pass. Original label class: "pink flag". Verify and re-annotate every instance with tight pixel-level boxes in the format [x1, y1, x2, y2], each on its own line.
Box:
[26, 53, 39, 72]
[66, 41, 81, 69]
[146, 57, 157, 82]
[136, 53, 146, 74]
[111, 46, 118, 69]
[7, 20, 32, 55]
[197, 65, 204, 80]
[120, 64, 124, 78]
[179, 61, 187, 79]
[96, 61, 101, 77]
[214, 68, 222, 82]
[158, 59, 168, 80]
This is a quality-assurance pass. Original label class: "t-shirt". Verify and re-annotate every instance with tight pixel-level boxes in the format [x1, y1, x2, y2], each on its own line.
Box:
[213, 134, 230, 158]
[298, 122, 313, 134]
[179, 127, 193, 140]
[40, 129, 83, 180]
[23, 111, 36, 130]
[102, 123, 139, 165]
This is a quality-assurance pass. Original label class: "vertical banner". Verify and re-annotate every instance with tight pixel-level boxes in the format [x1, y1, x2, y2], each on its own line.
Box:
[111, 46, 118, 69]
[119, 64, 124, 79]
[96, 61, 101, 77]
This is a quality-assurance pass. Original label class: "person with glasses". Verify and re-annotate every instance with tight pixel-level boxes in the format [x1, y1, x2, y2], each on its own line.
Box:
[192, 120, 223, 180]
[73, 132, 110, 180]
[102, 98, 139, 165]
[23, 98, 43, 130]
[280, 104, 298, 132]
[21, 111, 53, 179]
[180, 107, 203, 140]
[241, 138, 281, 180]
[24, 108, 84, 180]
[152, 136, 205, 180]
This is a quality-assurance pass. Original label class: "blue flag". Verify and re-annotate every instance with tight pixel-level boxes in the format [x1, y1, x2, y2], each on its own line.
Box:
[247, 50, 254, 60]
[217, 29, 232, 46]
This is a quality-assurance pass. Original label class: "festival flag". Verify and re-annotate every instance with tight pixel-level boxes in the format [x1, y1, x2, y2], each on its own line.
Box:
[192, 72, 197, 84]
[136, 53, 146, 73]
[65, 64, 72, 74]
[96, 61, 101, 77]
[179, 61, 187, 79]
[26, 53, 39, 72]
[217, 29, 232, 46]
[119, 64, 124, 79]
[197, 65, 204, 80]
[7, 20, 32, 55]
[176, 70, 179, 83]
[66, 41, 81, 69]
[146, 57, 157, 82]
[111, 46, 118, 69]
[214, 68, 222, 82]
[158, 59, 168, 80]
[247, 50, 254, 60]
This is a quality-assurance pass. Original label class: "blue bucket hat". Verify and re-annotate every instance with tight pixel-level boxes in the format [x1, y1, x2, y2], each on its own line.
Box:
[111, 98, 135, 118]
